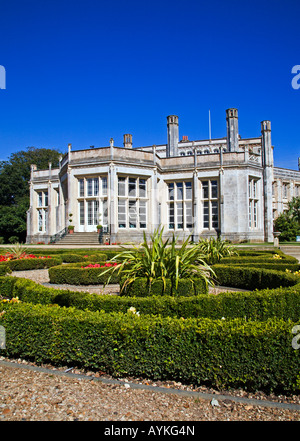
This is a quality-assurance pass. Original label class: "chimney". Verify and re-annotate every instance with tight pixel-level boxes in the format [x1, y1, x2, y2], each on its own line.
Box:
[182, 136, 188, 141]
[123, 134, 132, 148]
[226, 108, 239, 152]
[167, 115, 179, 157]
[261, 120, 272, 167]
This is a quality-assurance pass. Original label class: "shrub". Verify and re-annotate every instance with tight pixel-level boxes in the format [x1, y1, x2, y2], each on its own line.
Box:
[8, 236, 19, 244]
[4, 242, 29, 259]
[48, 263, 120, 285]
[1, 301, 299, 393]
[213, 265, 300, 290]
[5, 257, 62, 271]
[101, 228, 214, 294]
[3, 276, 300, 321]
[220, 255, 299, 265]
[0, 264, 12, 276]
[199, 237, 239, 264]
[119, 276, 208, 297]
[41, 253, 107, 263]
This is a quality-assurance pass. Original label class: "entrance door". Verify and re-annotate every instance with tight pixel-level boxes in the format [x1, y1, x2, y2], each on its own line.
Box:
[78, 200, 99, 232]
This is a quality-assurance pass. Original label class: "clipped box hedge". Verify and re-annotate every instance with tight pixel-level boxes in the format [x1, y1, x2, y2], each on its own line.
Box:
[48, 263, 119, 285]
[220, 262, 300, 272]
[0, 263, 11, 276]
[2, 276, 300, 322]
[120, 276, 208, 297]
[1, 301, 299, 394]
[213, 264, 300, 290]
[220, 255, 299, 265]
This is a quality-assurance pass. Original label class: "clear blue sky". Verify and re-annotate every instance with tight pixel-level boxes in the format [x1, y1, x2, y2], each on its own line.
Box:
[0, 0, 299, 170]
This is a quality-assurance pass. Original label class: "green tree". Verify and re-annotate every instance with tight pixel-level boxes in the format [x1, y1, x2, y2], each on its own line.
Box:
[274, 197, 300, 242]
[0, 146, 64, 242]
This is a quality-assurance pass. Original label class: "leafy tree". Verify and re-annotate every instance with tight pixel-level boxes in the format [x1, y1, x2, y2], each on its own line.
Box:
[0, 146, 64, 242]
[274, 197, 300, 242]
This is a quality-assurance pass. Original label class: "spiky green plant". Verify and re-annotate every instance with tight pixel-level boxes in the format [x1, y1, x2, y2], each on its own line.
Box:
[101, 228, 215, 294]
[4, 242, 28, 260]
[198, 237, 238, 265]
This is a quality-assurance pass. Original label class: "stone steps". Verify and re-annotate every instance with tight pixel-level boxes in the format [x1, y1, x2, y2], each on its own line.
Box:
[53, 232, 101, 246]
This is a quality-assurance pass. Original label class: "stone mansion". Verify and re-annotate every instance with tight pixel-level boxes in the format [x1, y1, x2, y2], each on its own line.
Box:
[26, 109, 300, 244]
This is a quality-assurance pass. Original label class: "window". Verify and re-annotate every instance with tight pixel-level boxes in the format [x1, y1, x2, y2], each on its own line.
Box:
[202, 181, 209, 199]
[117, 176, 148, 229]
[102, 177, 107, 195]
[38, 192, 43, 207]
[103, 199, 108, 225]
[167, 181, 193, 230]
[79, 179, 84, 197]
[94, 178, 99, 196]
[118, 177, 126, 197]
[168, 183, 174, 201]
[118, 199, 126, 228]
[129, 178, 136, 197]
[79, 201, 84, 225]
[129, 200, 137, 228]
[169, 202, 175, 230]
[249, 178, 259, 229]
[37, 191, 48, 207]
[77, 176, 108, 229]
[211, 181, 218, 199]
[87, 179, 93, 197]
[38, 210, 43, 232]
[38, 209, 47, 232]
[201, 180, 219, 230]
[139, 179, 146, 198]
[139, 200, 147, 228]
[56, 189, 60, 205]
[79, 177, 107, 197]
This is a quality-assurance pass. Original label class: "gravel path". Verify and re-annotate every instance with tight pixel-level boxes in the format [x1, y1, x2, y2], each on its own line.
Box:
[10, 269, 246, 295]
[1, 358, 300, 421]
[1, 268, 299, 421]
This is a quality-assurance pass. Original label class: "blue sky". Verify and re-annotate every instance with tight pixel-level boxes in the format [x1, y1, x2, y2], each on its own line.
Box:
[0, 0, 299, 170]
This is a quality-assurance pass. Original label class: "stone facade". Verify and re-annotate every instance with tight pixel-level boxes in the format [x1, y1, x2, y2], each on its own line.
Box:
[26, 109, 300, 244]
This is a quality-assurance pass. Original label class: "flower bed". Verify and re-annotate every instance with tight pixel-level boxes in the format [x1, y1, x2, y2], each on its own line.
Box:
[0, 253, 52, 262]
[81, 262, 118, 269]
[0, 254, 62, 271]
